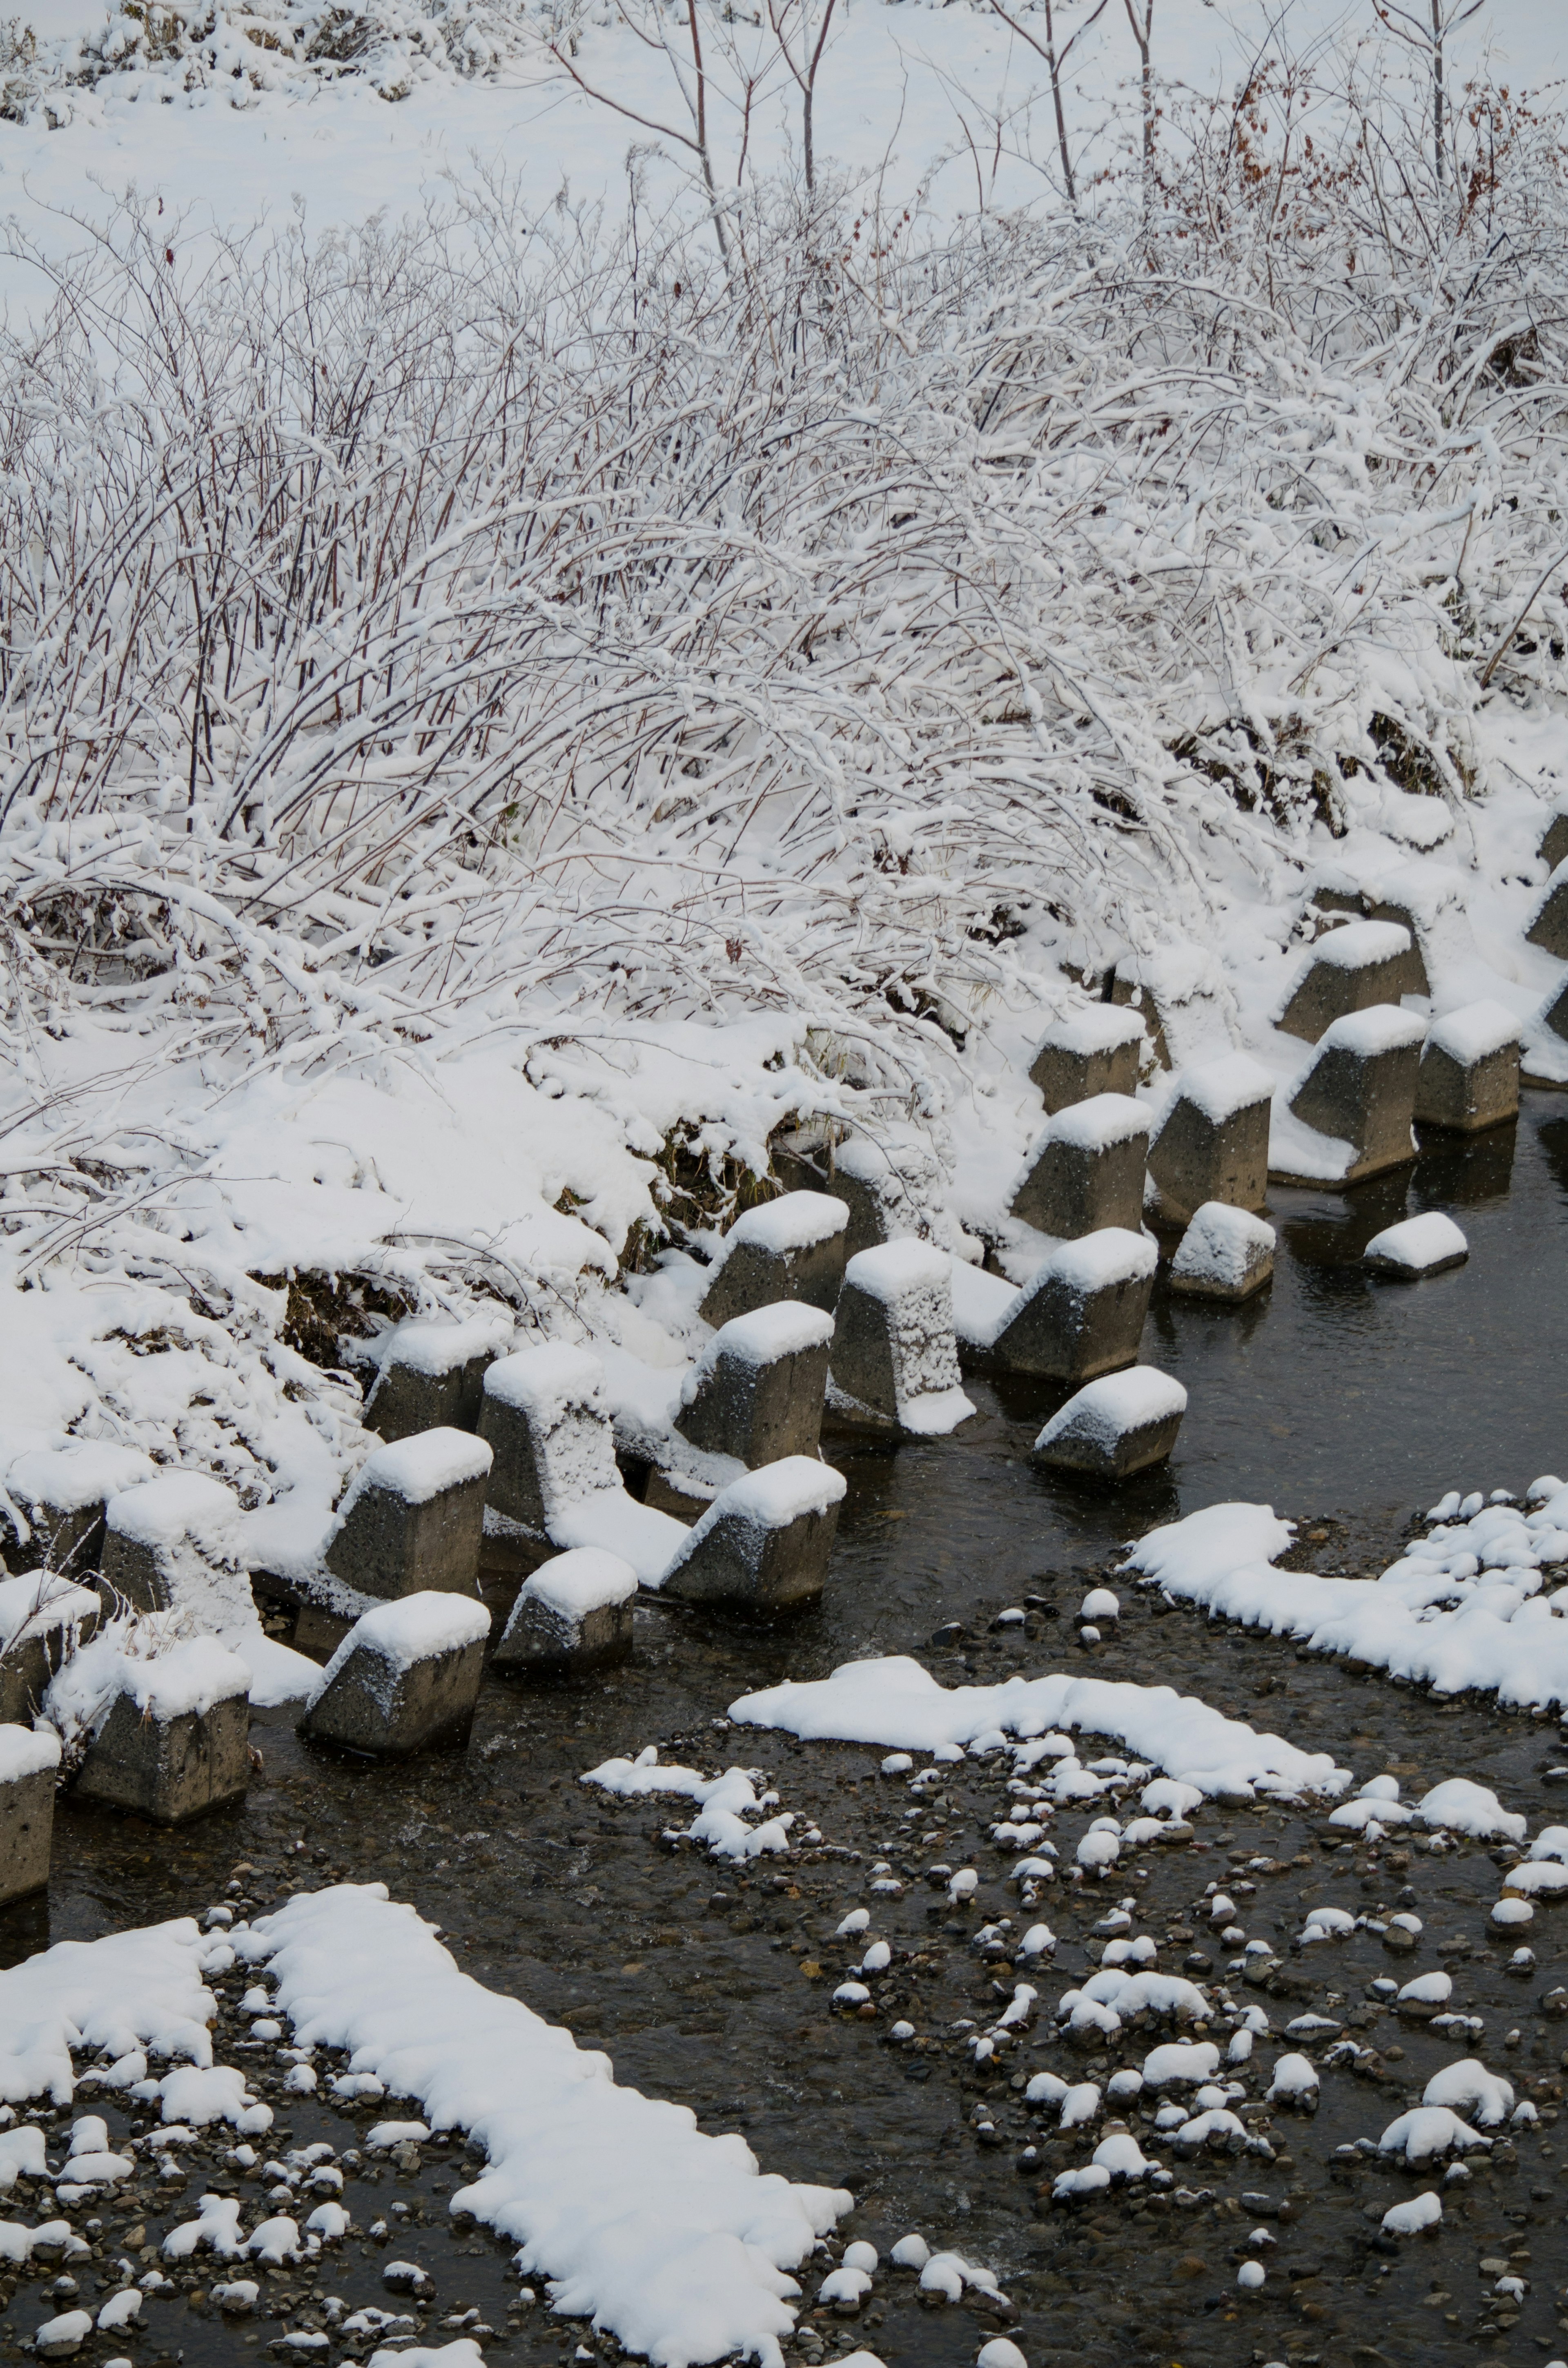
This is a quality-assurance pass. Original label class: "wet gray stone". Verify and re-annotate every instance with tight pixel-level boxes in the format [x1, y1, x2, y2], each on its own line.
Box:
[659, 1458, 846, 1610]
[987, 1229, 1156, 1381]
[697, 1193, 848, 1327]
[675, 1304, 833, 1467]
[1413, 1003, 1520, 1133]
[1032, 1368, 1187, 1479]
[828, 1242, 970, 1433]
[1276, 919, 1418, 1042]
[492, 1548, 637, 1674]
[1145, 1055, 1273, 1225]
[1029, 1006, 1146, 1113]
[1278, 1006, 1425, 1184]
[0, 1729, 58, 1905]
[324, 1429, 492, 1603]
[1525, 859, 1568, 957]
[1009, 1095, 1149, 1239]
[75, 1683, 251, 1825]
[303, 1592, 490, 1757]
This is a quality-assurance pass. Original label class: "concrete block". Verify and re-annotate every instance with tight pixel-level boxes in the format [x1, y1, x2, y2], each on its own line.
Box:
[324, 1429, 492, 1603]
[492, 1548, 636, 1674]
[303, 1592, 490, 1757]
[675, 1303, 833, 1467]
[1275, 919, 1418, 1043]
[1009, 1094, 1149, 1239]
[1539, 973, 1568, 1047]
[1032, 1368, 1187, 1479]
[1029, 1006, 1146, 1113]
[1275, 1006, 1425, 1185]
[828, 1241, 973, 1434]
[1305, 887, 1430, 992]
[1414, 1001, 1520, 1132]
[822, 1136, 943, 1258]
[1525, 859, 1568, 958]
[363, 1317, 510, 1443]
[0, 1726, 59, 1905]
[988, 1229, 1156, 1380]
[657, 1458, 846, 1610]
[0, 1572, 99, 1726]
[1167, 1203, 1276, 1302]
[698, 1193, 848, 1327]
[71, 1639, 252, 1824]
[1363, 1212, 1468, 1278]
[478, 1345, 622, 1531]
[1109, 945, 1230, 1071]
[2, 1444, 154, 1576]
[1540, 806, 1568, 874]
[100, 1473, 255, 1630]
[1145, 1054, 1273, 1225]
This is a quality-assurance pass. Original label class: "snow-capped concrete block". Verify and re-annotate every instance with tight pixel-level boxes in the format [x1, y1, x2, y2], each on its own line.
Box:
[1029, 1006, 1146, 1113]
[1526, 859, 1568, 957]
[100, 1473, 255, 1630]
[1146, 1054, 1272, 1226]
[828, 1242, 974, 1434]
[364, 1316, 511, 1444]
[1540, 805, 1568, 875]
[675, 1303, 833, 1467]
[698, 1193, 849, 1327]
[0, 1571, 99, 1727]
[492, 1548, 637, 1674]
[1167, 1203, 1275, 1302]
[303, 1592, 490, 1757]
[1032, 1368, 1187, 1479]
[657, 1458, 846, 1610]
[1414, 1001, 1520, 1133]
[324, 1429, 492, 1603]
[0, 1724, 59, 1906]
[821, 1135, 943, 1258]
[73, 1641, 252, 1824]
[1276, 1006, 1425, 1185]
[1009, 1093, 1150, 1239]
[1108, 945, 1229, 1071]
[1363, 1212, 1468, 1278]
[1275, 919, 1418, 1043]
[988, 1229, 1156, 1381]
[2, 1444, 155, 1577]
[479, 1345, 619, 1533]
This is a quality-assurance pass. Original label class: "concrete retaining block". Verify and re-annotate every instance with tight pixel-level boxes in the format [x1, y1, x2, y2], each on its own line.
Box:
[699, 1193, 849, 1326]
[100, 1473, 255, 1630]
[324, 1429, 492, 1603]
[363, 1317, 510, 1443]
[1009, 1093, 1149, 1239]
[657, 1458, 846, 1610]
[2, 1443, 154, 1576]
[1032, 1368, 1188, 1478]
[1145, 1054, 1273, 1225]
[1273, 1006, 1425, 1185]
[675, 1303, 833, 1466]
[1526, 858, 1568, 958]
[492, 1547, 637, 1673]
[0, 1725, 59, 1905]
[479, 1345, 620, 1532]
[1275, 919, 1418, 1043]
[823, 1136, 943, 1258]
[1414, 1001, 1520, 1132]
[0, 1572, 99, 1726]
[1029, 1006, 1146, 1113]
[1541, 805, 1568, 875]
[72, 1639, 252, 1824]
[1363, 1212, 1468, 1278]
[829, 1241, 973, 1434]
[1108, 945, 1229, 1071]
[1167, 1203, 1276, 1302]
[303, 1592, 490, 1756]
[987, 1229, 1156, 1380]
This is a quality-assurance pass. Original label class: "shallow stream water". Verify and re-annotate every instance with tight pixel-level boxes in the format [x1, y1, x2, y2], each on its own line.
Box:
[4, 1101, 1568, 2368]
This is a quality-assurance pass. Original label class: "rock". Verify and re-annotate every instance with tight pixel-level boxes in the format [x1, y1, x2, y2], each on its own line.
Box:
[31, 2310, 93, 2360]
[987, 1229, 1156, 1380]
[100, 1472, 255, 1628]
[1029, 1006, 1146, 1113]
[829, 1242, 974, 1434]
[675, 1303, 833, 1466]
[657, 1458, 846, 1610]
[1145, 1054, 1273, 1224]
[0, 1723, 59, 1905]
[477, 1345, 687, 1585]
[1273, 1006, 1425, 1185]
[71, 1639, 252, 1824]
[1275, 919, 1420, 1042]
[1009, 1094, 1149, 1240]
[324, 1429, 492, 1603]
[303, 1591, 490, 1756]
[698, 1193, 849, 1327]
[1032, 1369, 1187, 1478]
[1414, 1001, 1521, 1133]
[1, 1443, 154, 1577]
[0, 1571, 99, 1726]
[1363, 1212, 1468, 1278]
[363, 1316, 510, 1443]
[1167, 1203, 1275, 1301]
[1526, 857, 1568, 957]
[492, 1547, 636, 1674]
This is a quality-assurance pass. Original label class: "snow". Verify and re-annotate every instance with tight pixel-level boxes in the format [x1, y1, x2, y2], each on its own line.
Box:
[1033, 1369, 1186, 1453]
[371, 1316, 512, 1378]
[1034, 1093, 1149, 1155]
[549, 1493, 690, 1587]
[1312, 1005, 1428, 1058]
[842, 1240, 953, 1306]
[4, 1443, 155, 1522]
[653, 1457, 846, 1592]
[1379, 2106, 1489, 2163]
[338, 1429, 492, 1511]
[238, 1883, 849, 2366]
[106, 1471, 243, 1551]
[714, 1195, 847, 1257]
[0, 1572, 99, 1656]
[1415, 1779, 1526, 1840]
[1382, 2192, 1442, 2236]
[312, 1594, 490, 1700]
[1426, 999, 1520, 1064]
[1423, 2060, 1514, 2127]
[581, 1750, 793, 1860]
[1036, 1230, 1157, 1298]
[683, 1305, 833, 1386]
[1169, 1204, 1274, 1290]
[1299, 919, 1412, 972]
[729, 1656, 1346, 1798]
[483, 1346, 606, 1419]
[0, 1917, 225, 2106]
[1159, 1052, 1273, 1127]
[1141, 2043, 1218, 2088]
[45, 1630, 251, 1749]
[1033, 1007, 1145, 1061]
[521, 1549, 637, 1621]
[0, 1726, 61, 1784]
[1265, 2054, 1318, 2100]
[1363, 1213, 1468, 1274]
